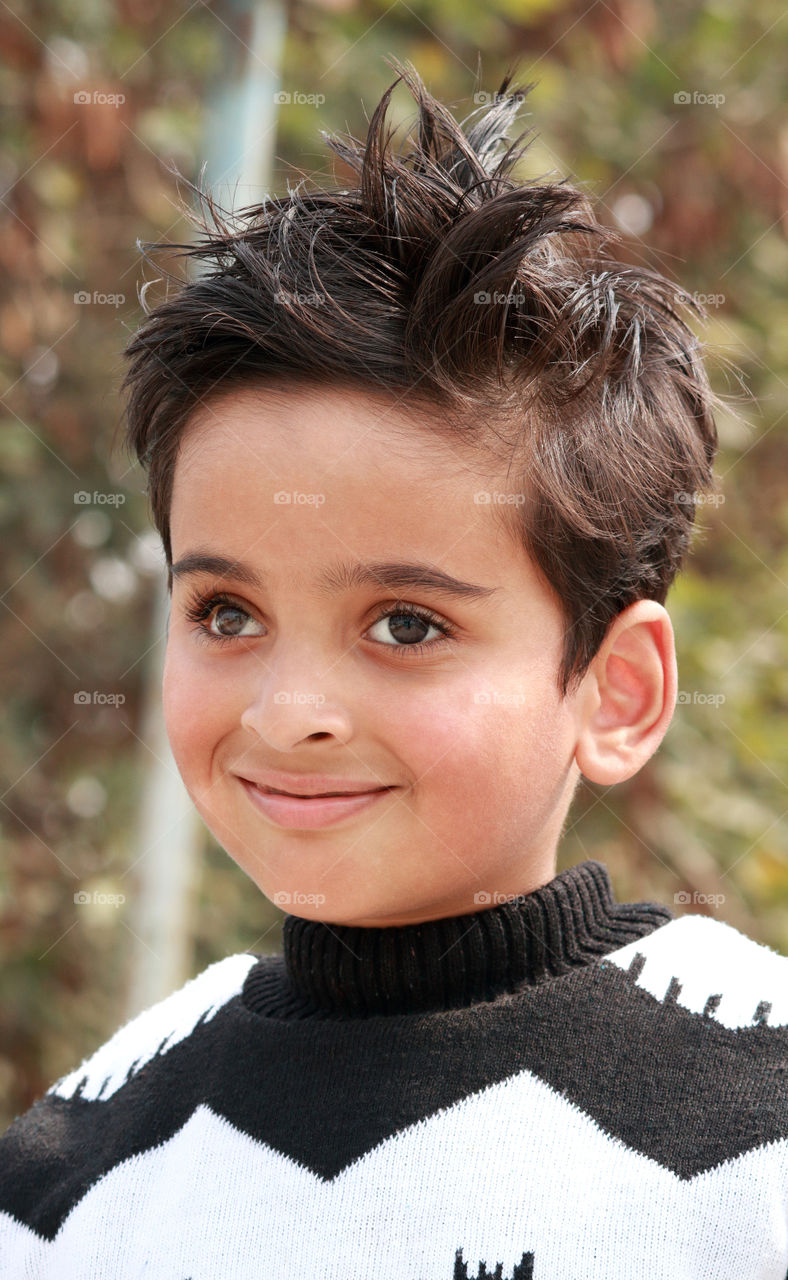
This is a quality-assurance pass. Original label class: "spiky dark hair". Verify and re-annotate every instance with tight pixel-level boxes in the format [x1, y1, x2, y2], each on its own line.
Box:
[119, 56, 720, 697]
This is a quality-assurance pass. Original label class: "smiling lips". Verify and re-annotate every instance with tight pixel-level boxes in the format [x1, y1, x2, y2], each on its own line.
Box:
[239, 777, 396, 829]
[237, 771, 393, 798]
[262, 786, 389, 798]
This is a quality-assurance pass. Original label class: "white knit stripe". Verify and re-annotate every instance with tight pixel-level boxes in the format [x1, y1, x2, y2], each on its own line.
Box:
[47, 913, 788, 1110]
[48, 953, 257, 1102]
[605, 914, 788, 1028]
[5, 1069, 787, 1280]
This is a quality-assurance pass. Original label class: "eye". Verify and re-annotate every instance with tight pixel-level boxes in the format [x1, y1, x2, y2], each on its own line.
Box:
[182, 589, 265, 644]
[364, 602, 457, 657]
[180, 587, 457, 658]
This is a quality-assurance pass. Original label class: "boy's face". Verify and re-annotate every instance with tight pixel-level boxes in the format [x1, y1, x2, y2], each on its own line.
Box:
[163, 384, 589, 926]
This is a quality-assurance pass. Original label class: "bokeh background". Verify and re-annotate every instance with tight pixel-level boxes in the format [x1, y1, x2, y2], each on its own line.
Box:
[1, 0, 787, 1129]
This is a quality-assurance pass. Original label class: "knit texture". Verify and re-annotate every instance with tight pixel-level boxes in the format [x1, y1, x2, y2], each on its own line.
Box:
[272, 859, 670, 1016]
[1, 859, 787, 1280]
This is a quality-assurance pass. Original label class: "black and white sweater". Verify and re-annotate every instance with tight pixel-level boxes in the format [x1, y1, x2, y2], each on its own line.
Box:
[1, 859, 787, 1279]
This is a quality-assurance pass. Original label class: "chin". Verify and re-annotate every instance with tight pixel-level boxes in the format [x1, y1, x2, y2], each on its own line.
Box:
[267, 885, 379, 926]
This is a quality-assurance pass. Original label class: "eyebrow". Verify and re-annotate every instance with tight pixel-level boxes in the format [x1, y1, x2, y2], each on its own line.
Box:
[169, 551, 499, 602]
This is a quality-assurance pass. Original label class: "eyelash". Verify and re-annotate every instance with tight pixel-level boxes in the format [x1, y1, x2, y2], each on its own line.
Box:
[181, 588, 458, 659]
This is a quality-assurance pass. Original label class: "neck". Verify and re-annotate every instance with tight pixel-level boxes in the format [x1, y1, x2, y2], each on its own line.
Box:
[242, 860, 673, 1020]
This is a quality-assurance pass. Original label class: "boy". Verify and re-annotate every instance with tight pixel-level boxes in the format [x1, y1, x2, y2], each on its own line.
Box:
[1, 57, 786, 1279]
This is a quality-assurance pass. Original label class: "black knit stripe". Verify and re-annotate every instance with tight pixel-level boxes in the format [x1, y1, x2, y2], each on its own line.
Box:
[272, 861, 672, 1018]
[6, 956, 787, 1240]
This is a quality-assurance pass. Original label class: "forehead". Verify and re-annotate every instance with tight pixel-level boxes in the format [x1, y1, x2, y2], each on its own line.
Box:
[170, 383, 533, 591]
[175, 382, 487, 483]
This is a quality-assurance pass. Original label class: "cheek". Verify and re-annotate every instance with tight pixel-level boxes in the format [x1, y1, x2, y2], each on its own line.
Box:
[385, 685, 505, 793]
[161, 639, 230, 780]
[410, 678, 574, 813]
[389, 695, 464, 776]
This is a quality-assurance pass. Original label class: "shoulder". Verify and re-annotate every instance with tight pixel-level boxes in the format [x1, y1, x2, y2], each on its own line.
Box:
[602, 913, 788, 1029]
[49, 951, 259, 1103]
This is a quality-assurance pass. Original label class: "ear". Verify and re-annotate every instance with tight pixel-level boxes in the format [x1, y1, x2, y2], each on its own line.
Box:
[573, 600, 677, 786]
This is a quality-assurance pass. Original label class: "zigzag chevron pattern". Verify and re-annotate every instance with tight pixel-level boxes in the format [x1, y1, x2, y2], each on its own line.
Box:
[1, 913, 786, 1279]
[49, 953, 257, 1103]
[603, 913, 788, 1027]
[2, 1088, 787, 1278]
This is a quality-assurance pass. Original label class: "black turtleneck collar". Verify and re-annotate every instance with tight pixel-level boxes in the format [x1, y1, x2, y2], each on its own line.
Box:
[242, 860, 673, 1021]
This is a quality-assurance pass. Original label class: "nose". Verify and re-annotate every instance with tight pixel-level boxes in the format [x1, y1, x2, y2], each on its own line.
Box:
[239, 658, 355, 751]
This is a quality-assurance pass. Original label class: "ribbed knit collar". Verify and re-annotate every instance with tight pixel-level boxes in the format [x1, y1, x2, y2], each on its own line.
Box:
[242, 860, 673, 1020]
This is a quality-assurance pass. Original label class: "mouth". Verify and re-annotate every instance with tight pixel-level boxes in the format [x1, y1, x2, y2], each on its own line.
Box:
[256, 785, 392, 799]
[238, 778, 397, 829]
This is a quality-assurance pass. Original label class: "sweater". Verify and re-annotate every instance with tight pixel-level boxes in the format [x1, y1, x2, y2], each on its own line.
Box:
[1, 859, 787, 1280]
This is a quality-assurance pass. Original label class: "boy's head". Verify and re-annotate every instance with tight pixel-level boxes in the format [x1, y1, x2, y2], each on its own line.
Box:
[120, 59, 719, 926]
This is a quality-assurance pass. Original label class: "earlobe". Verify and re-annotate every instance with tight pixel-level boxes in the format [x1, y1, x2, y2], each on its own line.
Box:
[573, 601, 677, 786]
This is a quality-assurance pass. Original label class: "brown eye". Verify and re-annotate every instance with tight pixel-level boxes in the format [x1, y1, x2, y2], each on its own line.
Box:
[209, 604, 263, 637]
[365, 603, 456, 657]
[368, 610, 437, 646]
[183, 590, 265, 644]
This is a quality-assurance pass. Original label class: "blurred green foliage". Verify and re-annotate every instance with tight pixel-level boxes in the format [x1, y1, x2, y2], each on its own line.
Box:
[1, 0, 786, 1128]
